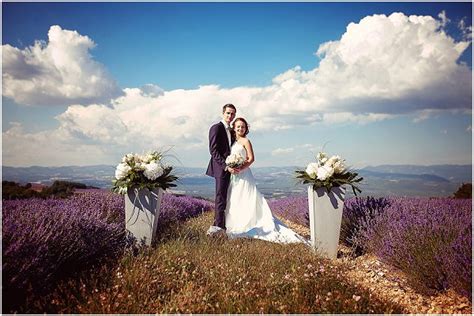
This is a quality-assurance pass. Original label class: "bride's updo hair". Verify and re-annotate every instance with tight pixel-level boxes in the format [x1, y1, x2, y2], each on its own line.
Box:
[233, 117, 250, 136]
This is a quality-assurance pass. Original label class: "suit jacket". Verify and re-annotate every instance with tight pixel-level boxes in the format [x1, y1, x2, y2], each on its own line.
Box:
[206, 121, 232, 178]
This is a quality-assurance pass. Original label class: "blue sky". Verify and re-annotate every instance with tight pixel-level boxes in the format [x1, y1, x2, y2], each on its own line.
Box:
[2, 2, 472, 168]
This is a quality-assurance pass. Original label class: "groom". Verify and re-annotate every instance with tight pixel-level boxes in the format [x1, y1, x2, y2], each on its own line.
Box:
[206, 103, 238, 236]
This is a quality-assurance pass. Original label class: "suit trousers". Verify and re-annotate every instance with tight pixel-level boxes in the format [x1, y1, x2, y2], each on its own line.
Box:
[214, 174, 230, 229]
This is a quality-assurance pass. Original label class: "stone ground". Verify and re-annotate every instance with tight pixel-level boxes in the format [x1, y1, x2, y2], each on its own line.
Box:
[280, 218, 472, 314]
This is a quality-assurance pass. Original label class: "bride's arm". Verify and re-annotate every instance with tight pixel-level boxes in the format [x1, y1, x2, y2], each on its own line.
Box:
[240, 139, 255, 170]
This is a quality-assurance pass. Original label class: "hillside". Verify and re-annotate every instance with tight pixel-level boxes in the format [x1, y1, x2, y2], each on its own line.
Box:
[2, 164, 471, 198]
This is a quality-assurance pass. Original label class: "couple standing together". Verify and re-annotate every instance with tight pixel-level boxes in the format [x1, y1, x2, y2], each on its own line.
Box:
[205, 103, 307, 244]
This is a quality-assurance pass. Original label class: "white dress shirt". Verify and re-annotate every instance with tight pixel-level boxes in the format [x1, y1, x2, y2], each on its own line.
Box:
[221, 119, 232, 147]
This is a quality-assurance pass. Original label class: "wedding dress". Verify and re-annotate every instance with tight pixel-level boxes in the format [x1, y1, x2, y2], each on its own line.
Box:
[225, 142, 309, 244]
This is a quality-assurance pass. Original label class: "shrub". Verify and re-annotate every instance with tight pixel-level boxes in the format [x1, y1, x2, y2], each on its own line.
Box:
[159, 194, 213, 224]
[2, 180, 97, 200]
[41, 180, 88, 197]
[2, 181, 42, 199]
[269, 195, 308, 227]
[440, 222, 472, 298]
[453, 183, 472, 199]
[340, 196, 391, 255]
[359, 197, 472, 298]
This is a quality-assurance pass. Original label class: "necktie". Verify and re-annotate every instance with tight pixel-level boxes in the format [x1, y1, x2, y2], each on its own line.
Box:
[225, 126, 231, 145]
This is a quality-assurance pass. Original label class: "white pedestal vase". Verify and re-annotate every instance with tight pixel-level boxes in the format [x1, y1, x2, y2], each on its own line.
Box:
[125, 187, 163, 246]
[307, 186, 345, 259]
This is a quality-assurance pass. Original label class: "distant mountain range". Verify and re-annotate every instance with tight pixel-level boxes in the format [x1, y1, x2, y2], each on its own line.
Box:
[2, 164, 471, 199]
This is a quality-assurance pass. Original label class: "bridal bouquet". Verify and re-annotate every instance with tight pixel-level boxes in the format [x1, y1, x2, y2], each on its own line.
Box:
[295, 151, 363, 195]
[225, 153, 246, 168]
[112, 151, 178, 194]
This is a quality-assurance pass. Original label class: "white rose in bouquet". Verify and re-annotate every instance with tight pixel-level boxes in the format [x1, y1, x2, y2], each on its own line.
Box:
[225, 153, 245, 168]
[317, 152, 328, 166]
[320, 157, 328, 166]
[115, 162, 131, 180]
[325, 155, 338, 166]
[122, 153, 134, 163]
[143, 162, 164, 180]
[317, 165, 334, 181]
[305, 162, 319, 179]
[316, 152, 327, 161]
[333, 160, 346, 174]
[141, 153, 155, 163]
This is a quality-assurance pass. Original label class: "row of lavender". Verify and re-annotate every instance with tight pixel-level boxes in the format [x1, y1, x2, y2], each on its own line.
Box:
[269, 195, 472, 298]
[2, 190, 213, 312]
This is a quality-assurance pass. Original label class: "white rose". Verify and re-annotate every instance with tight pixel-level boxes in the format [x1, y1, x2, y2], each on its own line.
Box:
[115, 162, 131, 180]
[305, 163, 319, 179]
[133, 153, 141, 162]
[316, 152, 327, 161]
[333, 160, 346, 174]
[317, 165, 334, 181]
[326, 155, 338, 166]
[122, 153, 133, 163]
[144, 154, 155, 163]
[143, 162, 164, 180]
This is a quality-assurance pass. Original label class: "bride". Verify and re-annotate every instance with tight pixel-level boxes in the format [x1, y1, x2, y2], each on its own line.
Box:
[225, 117, 308, 244]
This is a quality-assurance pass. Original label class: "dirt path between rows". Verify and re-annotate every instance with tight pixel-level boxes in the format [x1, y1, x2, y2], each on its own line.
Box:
[280, 218, 472, 314]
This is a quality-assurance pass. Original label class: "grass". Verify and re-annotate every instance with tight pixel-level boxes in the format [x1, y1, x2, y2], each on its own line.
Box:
[34, 212, 403, 313]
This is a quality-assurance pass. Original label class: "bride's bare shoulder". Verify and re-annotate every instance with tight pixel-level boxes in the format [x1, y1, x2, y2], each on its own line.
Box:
[240, 137, 252, 146]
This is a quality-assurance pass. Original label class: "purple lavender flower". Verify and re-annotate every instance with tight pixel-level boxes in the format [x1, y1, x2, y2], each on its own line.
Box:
[268, 195, 308, 226]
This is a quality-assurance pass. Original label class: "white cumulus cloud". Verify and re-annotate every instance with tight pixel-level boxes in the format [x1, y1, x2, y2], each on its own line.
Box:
[459, 18, 473, 40]
[2, 122, 114, 166]
[2, 25, 122, 106]
[310, 12, 471, 114]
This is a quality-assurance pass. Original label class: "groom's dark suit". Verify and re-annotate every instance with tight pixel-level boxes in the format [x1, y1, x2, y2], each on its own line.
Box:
[206, 121, 233, 229]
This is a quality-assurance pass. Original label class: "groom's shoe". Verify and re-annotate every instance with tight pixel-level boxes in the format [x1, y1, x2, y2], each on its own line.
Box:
[206, 225, 225, 237]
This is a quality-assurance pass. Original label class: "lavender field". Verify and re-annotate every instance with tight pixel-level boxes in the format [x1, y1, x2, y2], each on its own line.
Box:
[2, 190, 213, 312]
[270, 195, 472, 298]
[2, 190, 472, 313]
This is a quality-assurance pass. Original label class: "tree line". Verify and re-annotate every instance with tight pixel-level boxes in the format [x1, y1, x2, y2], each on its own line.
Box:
[2, 180, 98, 200]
